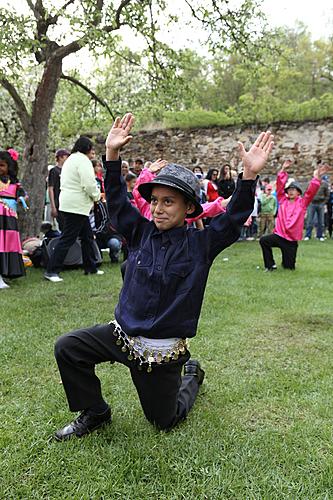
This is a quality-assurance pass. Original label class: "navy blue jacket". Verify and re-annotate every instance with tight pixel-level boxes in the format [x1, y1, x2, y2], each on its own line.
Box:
[105, 159, 256, 339]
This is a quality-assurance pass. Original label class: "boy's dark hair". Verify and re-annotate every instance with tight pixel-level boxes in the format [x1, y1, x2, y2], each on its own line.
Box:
[125, 172, 137, 183]
[135, 158, 144, 165]
[0, 150, 18, 182]
[71, 136, 94, 155]
[55, 149, 70, 159]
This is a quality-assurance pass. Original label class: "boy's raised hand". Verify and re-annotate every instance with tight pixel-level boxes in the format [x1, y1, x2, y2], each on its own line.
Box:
[106, 113, 135, 160]
[238, 131, 274, 180]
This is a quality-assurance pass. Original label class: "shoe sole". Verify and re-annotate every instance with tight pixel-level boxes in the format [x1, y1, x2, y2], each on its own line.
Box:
[44, 276, 63, 282]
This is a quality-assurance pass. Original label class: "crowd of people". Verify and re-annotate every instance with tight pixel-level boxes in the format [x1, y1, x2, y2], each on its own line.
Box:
[0, 134, 332, 288]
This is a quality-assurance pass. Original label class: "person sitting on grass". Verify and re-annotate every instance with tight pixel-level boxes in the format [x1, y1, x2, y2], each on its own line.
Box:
[259, 160, 330, 272]
[53, 114, 274, 441]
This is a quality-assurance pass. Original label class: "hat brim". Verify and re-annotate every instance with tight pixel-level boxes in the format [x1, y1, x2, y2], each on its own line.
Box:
[285, 185, 302, 195]
[138, 179, 203, 218]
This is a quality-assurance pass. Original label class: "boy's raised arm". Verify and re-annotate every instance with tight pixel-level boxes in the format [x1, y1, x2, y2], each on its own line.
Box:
[104, 114, 147, 242]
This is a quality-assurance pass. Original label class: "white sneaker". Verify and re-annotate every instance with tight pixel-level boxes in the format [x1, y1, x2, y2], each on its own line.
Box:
[319, 237, 325, 242]
[44, 272, 63, 282]
[96, 270, 104, 275]
[0, 275, 10, 288]
[303, 237, 310, 241]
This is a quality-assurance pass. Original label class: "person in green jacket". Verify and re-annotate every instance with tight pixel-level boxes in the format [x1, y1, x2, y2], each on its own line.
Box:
[44, 136, 102, 282]
[258, 183, 277, 237]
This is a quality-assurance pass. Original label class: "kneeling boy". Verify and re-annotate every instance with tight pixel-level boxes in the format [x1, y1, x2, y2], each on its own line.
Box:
[54, 114, 274, 440]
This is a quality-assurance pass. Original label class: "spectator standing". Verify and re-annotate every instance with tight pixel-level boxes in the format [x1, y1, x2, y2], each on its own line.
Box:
[217, 164, 235, 199]
[125, 172, 137, 203]
[44, 137, 102, 282]
[48, 148, 70, 231]
[132, 158, 144, 176]
[327, 180, 333, 238]
[92, 159, 105, 194]
[121, 160, 129, 177]
[304, 166, 330, 241]
[204, 168, 219, 201]
[258, 183, 277, 237]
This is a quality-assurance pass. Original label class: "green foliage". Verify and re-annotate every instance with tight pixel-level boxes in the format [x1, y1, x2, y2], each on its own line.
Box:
[48, 25, 333, 139]
[1, 241, 333, 498]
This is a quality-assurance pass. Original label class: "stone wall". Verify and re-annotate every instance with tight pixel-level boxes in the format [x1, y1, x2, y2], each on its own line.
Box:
[93, 118, 333, 181]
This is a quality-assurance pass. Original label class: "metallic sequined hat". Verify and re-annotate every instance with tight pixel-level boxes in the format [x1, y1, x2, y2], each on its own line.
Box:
[138, 163, 203, 217]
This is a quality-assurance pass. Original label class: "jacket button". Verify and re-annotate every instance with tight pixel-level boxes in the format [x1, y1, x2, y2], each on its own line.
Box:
[157, 265, 161, 271]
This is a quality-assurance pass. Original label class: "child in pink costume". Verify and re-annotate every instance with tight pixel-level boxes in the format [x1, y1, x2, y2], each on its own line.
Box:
[133, 159, 229, 224]
[0, 149, 27, 288]
[259, 160, 329, 271]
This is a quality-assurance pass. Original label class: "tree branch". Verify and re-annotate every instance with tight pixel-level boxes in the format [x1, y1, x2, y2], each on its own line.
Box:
[114, 0, 133, 29]
[60, 73, 115, 119]
[0, 78, 31, 134]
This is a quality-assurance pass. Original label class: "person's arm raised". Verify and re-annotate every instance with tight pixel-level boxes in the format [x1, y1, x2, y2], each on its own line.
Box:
[105, 113, 134, 161]
[238, 131, 274, 180]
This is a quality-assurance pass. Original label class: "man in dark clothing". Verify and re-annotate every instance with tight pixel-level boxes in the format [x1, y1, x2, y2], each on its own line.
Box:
[53, 113, 274, 440]
[304, 167, 330, 241]
[48, 149, 70, 231]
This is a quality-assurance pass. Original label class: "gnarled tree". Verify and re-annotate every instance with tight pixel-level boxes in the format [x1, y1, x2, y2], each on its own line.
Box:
[0, 0, 263, 237]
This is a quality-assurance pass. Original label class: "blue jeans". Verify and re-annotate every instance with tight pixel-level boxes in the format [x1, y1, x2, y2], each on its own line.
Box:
[107, 237, 122, 262]
[305, 203, 325, 238]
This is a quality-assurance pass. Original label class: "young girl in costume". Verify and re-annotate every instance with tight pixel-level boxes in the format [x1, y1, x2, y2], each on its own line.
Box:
[0, 149, 27, 288]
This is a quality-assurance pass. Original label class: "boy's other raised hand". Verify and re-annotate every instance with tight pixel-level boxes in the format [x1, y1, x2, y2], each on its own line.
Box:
[149, 158, 168, 174]
[106, 113, 135, 160]
[238, 131, 274, 180]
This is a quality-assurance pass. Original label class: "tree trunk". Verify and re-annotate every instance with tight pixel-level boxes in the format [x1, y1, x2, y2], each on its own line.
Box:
[20, 58, 63, 238]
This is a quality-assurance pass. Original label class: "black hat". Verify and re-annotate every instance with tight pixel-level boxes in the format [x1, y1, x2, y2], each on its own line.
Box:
[285, 181, 302, 195]
[138, 163, 203, 217]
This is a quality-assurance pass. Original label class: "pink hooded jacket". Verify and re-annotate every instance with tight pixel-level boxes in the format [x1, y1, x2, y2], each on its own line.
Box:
[274, 171, 320, 241]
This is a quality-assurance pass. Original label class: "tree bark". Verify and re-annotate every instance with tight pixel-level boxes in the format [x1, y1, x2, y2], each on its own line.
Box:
[20, 58, 63, 238]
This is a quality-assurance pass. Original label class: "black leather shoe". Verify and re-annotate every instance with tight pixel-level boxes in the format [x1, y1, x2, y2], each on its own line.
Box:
[54, 407, 111, 441]
[184, 359, 205, 385]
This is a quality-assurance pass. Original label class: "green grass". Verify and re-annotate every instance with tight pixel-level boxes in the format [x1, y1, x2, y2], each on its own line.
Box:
[1, 239, 333, 499]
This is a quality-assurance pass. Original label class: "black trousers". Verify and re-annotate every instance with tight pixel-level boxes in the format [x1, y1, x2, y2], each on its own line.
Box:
[56, 210, 65, 232]
[54, 323, 200, 431]
[259, 233, 298, 269]
[47, 212, 97, 274]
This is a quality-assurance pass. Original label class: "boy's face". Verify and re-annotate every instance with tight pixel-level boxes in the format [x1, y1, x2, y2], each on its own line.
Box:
[150, 186, 195, 231]
[286, 187, 299, 200]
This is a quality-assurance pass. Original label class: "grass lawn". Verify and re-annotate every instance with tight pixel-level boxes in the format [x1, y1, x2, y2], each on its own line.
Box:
[1, 239, 333, 499]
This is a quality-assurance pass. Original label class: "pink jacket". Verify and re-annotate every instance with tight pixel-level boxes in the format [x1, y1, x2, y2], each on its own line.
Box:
[132, 168, 226, 223]
[274, 171, 320, 241]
